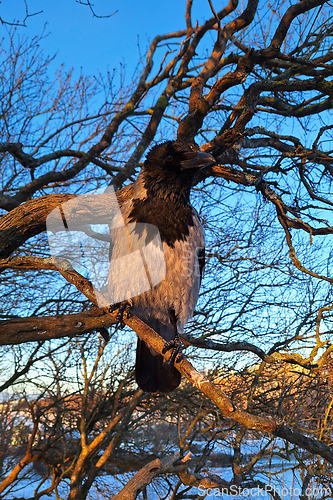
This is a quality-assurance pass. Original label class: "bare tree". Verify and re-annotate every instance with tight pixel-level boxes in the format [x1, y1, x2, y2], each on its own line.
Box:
[1, 0, 333, 498]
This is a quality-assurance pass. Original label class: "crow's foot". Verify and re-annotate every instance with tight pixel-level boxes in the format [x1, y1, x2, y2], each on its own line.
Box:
[162, 339, 183, 364]
[108, 301, 132, 329]
[162, 309, 183, 364]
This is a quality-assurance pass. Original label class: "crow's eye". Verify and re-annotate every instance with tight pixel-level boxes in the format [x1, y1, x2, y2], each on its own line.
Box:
[166, 155, 173, 161]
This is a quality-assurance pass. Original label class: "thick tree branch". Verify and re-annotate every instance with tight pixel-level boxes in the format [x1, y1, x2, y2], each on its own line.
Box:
[0, 185, 133, 259]
[0, 306, 115, 345]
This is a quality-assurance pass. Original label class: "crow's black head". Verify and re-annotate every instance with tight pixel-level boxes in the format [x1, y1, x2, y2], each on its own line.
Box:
[142, 141, 215, 200]
[145, 141, 215, 177]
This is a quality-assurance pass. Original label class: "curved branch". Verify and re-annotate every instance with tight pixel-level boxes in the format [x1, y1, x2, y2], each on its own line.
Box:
[0, 184, 133, 259]
[270, 0, 327, 50]
[111, 454, 191, 500]
[183, 334, 268, 360]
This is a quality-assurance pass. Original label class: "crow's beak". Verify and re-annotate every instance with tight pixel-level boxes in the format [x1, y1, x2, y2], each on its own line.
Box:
[180, 151, 216, 170]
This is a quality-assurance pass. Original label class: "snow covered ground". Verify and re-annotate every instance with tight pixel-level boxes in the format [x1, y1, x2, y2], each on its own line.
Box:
[4, 439, 330, 499]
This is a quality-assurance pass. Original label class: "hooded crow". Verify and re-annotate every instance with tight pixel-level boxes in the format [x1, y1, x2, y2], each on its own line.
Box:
[109, 141, 215, 393]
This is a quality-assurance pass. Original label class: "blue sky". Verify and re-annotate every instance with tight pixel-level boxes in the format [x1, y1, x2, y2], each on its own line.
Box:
[0, 0, 214, 81]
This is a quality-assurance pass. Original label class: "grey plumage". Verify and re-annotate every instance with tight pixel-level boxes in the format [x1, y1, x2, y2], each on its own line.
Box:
[108, 141, 215, 392]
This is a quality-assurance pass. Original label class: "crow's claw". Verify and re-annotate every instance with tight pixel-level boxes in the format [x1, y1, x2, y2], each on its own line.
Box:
[109, 301, 132, 329]
[162, 339, 183, 364]
[108, 303, 119, 314]
[162, 339, 177, 354]
[161, 308, 184, 364]
[172, 345, 184, 364]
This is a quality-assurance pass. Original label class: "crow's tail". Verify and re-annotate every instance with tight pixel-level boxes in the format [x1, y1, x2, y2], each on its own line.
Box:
[135, 339, 181, 393]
